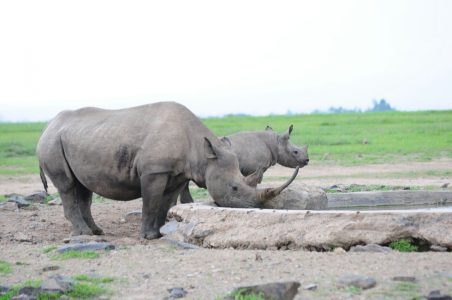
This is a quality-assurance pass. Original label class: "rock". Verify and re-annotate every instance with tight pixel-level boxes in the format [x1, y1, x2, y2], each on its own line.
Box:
[0, 202, 19, 211]
[350, 244, 393, 253]
[162, 203, 452, 250]
[441, 183, 449, 189]
[57, 242, 115, 253]
[160, 237, 199, 250]
[255, 253, 263, 262]
[11, 295, 34, 300]
[42, 265, 60, 272]
[427, 290, 452, 300]
[16, 286, 41, 299]
[63, 235, 108, 244]
[430, 245, 448, 252]
[392, 276, 416, 282]
[124, 210, 142, 222]
[227, 281, 300, 300]
[13, 232, 33, 243]
[7, 195, 29, 208]
[47, 198, 62, 206]
[303, 283, 317, 291]
[167, 287, 187, 298]
[262, 186, 328, 210]
[337, 275, 377, 290]
[24, 191, 47, 203]
[0, 286, 9, 295]
[333, 247, 346, 254]
[41, 275, 74, 293]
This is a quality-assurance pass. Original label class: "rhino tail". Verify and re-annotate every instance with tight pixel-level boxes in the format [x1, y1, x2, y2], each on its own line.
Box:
[39, 166, 48, 195]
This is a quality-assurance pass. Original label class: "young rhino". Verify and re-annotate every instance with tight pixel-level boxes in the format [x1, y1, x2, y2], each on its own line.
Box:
[179, 125, 309, 203]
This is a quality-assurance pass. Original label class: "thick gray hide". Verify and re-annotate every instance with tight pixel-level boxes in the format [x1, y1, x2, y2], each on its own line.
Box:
[37, 102, 297, 239]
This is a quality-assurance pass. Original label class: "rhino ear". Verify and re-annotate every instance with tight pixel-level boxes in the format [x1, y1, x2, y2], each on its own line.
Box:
[221, 136, 232, 148]
[281, 125, 293, 140]
[265, 125, 273, 131]
[204, 137, 217, 159]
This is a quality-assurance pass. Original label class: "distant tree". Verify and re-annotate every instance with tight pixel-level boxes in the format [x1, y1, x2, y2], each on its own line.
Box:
[368, 99, 395, 112]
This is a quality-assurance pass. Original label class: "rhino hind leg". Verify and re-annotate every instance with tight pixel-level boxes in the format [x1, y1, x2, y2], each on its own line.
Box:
[77, 186, 104, 235]
[59, 187, 94, 236]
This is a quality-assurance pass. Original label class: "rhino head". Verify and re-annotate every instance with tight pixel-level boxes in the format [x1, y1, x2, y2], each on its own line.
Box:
[268, 125, 309, 168]
[203, 137, 298, 208]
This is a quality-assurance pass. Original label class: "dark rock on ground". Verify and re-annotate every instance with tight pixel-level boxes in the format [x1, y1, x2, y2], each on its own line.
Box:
[124, 210, 142, 223]
[7, 195, 29, 208]
[167, 287, 187, 298]
[226, 281, 300, 300]
[41, 275, 74, 294]
[0, 286, 9, 295]
[160, 237, 199, 250]
[349, 244, 393, 253]
[57, 242, 115, 253]
[427, 290, 452, 300]
[337, 275, 377, 290]
[24, 191, 47, 203]
[42, 265, 61, 272]
[17, 286, 41, 298]
[392, 276, 416, 282]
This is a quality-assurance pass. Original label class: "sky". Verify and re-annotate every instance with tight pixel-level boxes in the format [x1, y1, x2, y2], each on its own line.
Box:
[0, 0, 451, 121]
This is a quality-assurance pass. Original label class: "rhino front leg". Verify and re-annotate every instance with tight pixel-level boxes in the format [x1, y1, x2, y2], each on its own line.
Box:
[140, 173, 169, 239]
[179, 181, 194, 204]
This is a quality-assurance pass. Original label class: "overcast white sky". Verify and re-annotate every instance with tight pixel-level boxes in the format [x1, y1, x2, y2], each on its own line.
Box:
[0, 0, 451, 121]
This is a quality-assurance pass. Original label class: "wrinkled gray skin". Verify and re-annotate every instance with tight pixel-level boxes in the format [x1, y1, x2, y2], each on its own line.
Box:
[37, 102, 298, 239]
[179, 125, 309, 203]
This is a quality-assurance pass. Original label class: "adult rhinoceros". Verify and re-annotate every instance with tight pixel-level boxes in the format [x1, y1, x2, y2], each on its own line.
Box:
[179, 125, 309, 203]
[37, 102, 298, 239]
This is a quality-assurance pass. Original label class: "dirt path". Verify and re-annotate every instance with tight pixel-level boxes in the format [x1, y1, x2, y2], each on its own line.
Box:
[0, 160, 451, 299]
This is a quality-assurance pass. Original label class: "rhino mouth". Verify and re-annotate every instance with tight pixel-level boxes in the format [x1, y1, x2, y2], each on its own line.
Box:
[298, 159, 309, 167]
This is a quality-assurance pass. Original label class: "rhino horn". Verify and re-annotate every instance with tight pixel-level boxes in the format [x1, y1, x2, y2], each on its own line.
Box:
[257, 166, 299, 202]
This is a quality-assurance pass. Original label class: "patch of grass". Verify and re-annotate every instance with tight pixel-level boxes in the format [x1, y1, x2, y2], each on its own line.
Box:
[389, 239, 419, 252]
[73, 274, 114, 284]
[51, 250, 100, 260]
[394, 282, 418, 292]
[42, 245, 58, 254]
[67, 282, 109, 299]
[231, 289, 266, 300]
[0, 260, 12, 274]
[0, 195, 6, 203]
[344, 285, 362, 295]
[190, 187, 209, 200]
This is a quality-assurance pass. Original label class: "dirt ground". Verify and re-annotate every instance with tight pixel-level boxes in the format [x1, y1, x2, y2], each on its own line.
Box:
[1, 160, 451, 299]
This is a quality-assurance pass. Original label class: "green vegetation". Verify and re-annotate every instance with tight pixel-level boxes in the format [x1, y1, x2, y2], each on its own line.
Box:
[389, 239, 419, 252]
[51, 250, 100, 260]
[0, 275, 113, 300]
[0, 260, 12, 274]
[42, 245, 58, 254]
[189, 187, 209, 199]
[0, 195, 6, 203]
[343, 285, 361, 295]
[0, 111, 451, 174]
[230, 289, 266, 300]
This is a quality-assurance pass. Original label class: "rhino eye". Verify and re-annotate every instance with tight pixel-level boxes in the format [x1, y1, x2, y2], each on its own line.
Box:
[232, 186, 238, 192]
[293, 150, 298, 154]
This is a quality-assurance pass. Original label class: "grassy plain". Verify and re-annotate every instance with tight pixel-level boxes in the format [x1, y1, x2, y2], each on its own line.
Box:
[0, 110, 451, 175]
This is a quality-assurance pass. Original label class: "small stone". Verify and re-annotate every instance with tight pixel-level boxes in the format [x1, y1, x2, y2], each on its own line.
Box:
[42, 265, 60, 272]
[0, 286, 9, 295]
[47, 198, 62, 206]
[441, 183, 449, 189]
[255, 253, 263, 262]
[430, 245, 448, 252]
[337, 275, 377, 290]
[0, 202, 18, 211]
[333, 247, 346, 254]
[392, 276, 416, 282]
[124, 210, 142, 222]
[16, 286, 41, 298]
[427, 290, 452, 300]
[7, 195, 30, 208]
[350, 244, 393, 253]
[24, 191, 47, 203]
[11, 295, 33, 300]
[227, 281, 300, 300]
[45, 275, 74, 293]
[14, 232, 33, 243]
[304, 283, 317, 291]
[362, 138, 368, 144]
[167, 287, 187, 298]
[57, 242, 115, 253]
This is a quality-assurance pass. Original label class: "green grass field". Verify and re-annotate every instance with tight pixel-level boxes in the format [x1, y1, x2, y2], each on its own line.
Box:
[0, 111, 451, 175]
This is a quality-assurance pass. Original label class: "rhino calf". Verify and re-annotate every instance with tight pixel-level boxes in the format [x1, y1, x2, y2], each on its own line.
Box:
[37, 102, 299, 239]
[179, 125, 309, 203]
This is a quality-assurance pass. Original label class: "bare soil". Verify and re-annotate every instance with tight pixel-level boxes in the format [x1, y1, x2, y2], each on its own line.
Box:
[1, 160, 451, 299]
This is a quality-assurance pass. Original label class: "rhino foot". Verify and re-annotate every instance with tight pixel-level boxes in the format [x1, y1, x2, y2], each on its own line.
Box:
[141, 230, 161, 240]
[91, 228, 105, 235]
[71, 227, 94, 236]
